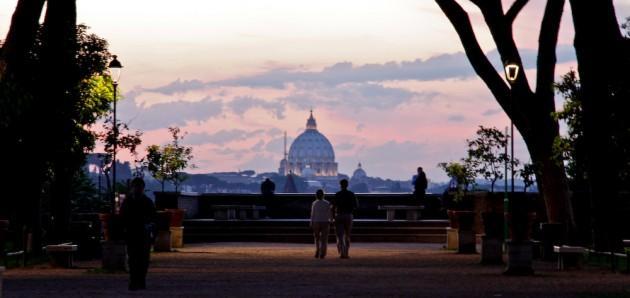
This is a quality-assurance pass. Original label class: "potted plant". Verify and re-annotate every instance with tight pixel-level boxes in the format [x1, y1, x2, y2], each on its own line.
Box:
[146, 127, 194, 210]
[439, 161, 476, 252]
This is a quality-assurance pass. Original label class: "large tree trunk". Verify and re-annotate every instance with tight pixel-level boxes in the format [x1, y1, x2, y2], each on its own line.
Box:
[568, 0, 627, 251]
[0, 0, 45, 80]
[1, 0, 46, 254]
[40, 0, 79, 242]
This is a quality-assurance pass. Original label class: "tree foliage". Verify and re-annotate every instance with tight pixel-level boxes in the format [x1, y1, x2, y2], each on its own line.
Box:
[145, 127, 194, 192]
[552, 70, 586, 188]
[438, 161, 476, 202]
[466, 126, 518, 192]
[96, 114, 143, 193]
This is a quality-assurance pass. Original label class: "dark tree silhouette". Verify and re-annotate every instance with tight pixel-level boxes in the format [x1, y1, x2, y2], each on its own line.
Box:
[0, 0, 45, 80]
[568, 1, 630, 251]
[435, 0, 573, 227]
[1, 0, 118, 243]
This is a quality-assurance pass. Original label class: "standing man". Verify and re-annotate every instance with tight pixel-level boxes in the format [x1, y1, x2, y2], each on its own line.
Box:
[260, 178, 276, 217]
[331, 179, 359, 259]
[120, 177, 156, 291]
[413, 166, 428, 204]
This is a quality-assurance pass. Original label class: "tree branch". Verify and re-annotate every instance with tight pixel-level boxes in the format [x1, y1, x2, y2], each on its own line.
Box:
[536, 0, 565, 100]
[505, 0, 529, 24]
[473, 0, 532, 94]
[435, 0, 511, 107]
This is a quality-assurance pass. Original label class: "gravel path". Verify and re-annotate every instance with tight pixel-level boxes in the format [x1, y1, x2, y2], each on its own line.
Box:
[3, 242, 630, 297]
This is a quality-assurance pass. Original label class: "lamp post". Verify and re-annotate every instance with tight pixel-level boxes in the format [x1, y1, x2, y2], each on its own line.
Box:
[503, 63, 519, 243]
[503, 62, 533, 275]
[504, 63, 519, 194]
[108, 55, 122, 214]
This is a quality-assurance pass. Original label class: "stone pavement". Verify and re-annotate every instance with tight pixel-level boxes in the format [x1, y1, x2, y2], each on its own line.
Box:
[3, 243, 630, 297]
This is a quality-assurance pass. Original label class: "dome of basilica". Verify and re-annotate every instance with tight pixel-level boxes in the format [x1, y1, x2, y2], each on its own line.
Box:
[279, 111, 338, 177]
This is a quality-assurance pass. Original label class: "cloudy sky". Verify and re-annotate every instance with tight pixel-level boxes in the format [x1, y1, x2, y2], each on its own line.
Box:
[2, 1, 629, 181]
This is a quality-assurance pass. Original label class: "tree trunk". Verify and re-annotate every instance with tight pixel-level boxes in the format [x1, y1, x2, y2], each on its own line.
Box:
[568, 0, 626, 251]
[40, 0, 79, 242]
[435, 0, 573, 228]
[0, 0, 45, 80]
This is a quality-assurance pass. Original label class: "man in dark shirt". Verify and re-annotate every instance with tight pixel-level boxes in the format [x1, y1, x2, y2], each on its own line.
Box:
[331, 179, 358, 259]
[120, 178, 156, 291]
[413, 167, 428, 204]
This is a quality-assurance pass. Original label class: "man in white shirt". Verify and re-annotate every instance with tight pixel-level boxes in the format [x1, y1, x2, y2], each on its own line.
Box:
[310, 189, 331, 259]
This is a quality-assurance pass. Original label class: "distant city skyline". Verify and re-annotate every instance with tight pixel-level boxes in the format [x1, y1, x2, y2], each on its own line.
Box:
[2, 1, 629, 181]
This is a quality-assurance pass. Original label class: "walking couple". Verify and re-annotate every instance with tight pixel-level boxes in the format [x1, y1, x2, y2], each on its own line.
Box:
[310, 179, 359, 259]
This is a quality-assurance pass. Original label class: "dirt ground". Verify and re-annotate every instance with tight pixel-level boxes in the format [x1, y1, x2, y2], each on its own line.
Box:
[3, 242, 630, 297]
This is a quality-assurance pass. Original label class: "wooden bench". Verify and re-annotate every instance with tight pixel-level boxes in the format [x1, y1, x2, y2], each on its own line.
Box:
[211, 205, 267, 220]
[554, 245, 585, 270]
[46, 243, 78, 268]
[377, 205, 424, 221]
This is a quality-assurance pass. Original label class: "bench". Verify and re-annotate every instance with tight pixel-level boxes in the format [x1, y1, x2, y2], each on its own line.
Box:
[1, 227, 29, 267]
[46, 243, 78, 268]
[211, 205, 267, 220]
[554, 245, 585, 270]
[377, 205, 424, 221]
[623, 240, 630, 273]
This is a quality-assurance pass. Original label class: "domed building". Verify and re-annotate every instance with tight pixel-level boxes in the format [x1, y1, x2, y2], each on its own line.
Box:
[351, 162, 367, 181]
[350, 162, 370, 193]
[278, 111, 338, 177]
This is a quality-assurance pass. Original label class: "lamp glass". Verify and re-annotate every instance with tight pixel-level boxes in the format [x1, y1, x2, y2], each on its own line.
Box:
[108, 55, 123, 84]
[505, 64, 519, 82]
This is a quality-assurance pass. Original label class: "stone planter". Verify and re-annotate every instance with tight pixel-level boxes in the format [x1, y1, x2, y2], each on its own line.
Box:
[0, 266, 4, 298]
[504, 196, 536, 275]
[170, 226, 184, 248]
[166, 209, 185, 227]
[155, 192, 180, 210]
[0, 220, 8, 240]
[481, 212, 504, 264]
[156, 211, 171, 231]
[102, 240, 127, 271]
[99, 213, 125, 242]
[448, 211, 476, 254]
[504, 240, 534, 275]
[154, 230, 172, 252]
[481, 236, 503, 264]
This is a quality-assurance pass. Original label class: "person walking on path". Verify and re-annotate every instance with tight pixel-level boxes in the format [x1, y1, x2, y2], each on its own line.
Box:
[120, 178, 156, 291]
[331, 179, 359, 259]
[310, 189, 331, 259]
[413, 166, 428, 204]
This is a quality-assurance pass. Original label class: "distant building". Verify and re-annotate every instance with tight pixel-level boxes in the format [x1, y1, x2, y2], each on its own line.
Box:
[350, 163, 370, 193]
[279, 110, 338, 177]
[351, 163, 367, 183]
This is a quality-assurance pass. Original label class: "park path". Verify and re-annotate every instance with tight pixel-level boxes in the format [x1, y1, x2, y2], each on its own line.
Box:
[3, 242, 630, 297]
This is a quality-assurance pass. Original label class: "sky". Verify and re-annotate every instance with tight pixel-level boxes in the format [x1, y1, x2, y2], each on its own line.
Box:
[2, 1, 630, 181]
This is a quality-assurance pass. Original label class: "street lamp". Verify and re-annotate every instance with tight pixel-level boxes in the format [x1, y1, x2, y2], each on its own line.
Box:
[108, 55, 123, 213]
[504, 62, 519, 194]
[503, 62, 519, 242]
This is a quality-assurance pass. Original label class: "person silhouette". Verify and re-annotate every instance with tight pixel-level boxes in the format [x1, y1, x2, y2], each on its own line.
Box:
[310, 189, 331, 259]
[120, 177, 156, 291]
[413, 167, 428, 204]
[331, 179, 358, 259]
[260, 178, 276, 217]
